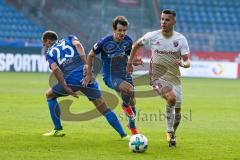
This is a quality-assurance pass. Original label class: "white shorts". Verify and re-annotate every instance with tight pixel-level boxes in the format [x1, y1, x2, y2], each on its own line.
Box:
[152, 79, 182, 106]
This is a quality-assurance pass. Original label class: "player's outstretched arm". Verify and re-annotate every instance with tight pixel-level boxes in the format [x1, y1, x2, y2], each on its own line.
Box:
[51, 63, 79, 98]
[82, 49, 95, 87]
[73, 40, 87, 65]
[127, 38, 144, 74]
[73, 39, 89, 76]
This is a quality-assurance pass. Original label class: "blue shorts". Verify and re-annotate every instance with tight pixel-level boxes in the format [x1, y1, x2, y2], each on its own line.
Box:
[52, 78, 102, 101]
[103, 74, 133, 92]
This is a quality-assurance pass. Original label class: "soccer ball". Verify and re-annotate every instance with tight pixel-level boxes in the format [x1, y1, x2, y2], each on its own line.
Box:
[129, 134, 148, 153]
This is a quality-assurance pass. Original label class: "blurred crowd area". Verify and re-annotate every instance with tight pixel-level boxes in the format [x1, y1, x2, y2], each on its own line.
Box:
[0, 0, 240, 62]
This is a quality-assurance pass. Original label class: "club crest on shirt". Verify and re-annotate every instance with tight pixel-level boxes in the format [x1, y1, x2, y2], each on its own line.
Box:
[173, 41, 179, 47]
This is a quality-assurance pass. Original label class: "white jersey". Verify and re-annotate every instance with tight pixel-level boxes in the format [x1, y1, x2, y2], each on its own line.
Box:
[141, 30, 190, 85]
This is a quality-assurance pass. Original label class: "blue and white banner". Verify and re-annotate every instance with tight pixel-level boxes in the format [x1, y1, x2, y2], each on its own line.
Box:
[0, 53, 49, 72]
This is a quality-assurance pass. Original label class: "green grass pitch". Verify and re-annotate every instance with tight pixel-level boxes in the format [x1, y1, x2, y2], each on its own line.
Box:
[0, 72, 240, 160]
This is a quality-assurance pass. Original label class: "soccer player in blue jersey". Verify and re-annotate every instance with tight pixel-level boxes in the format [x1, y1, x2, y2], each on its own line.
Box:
[83, 16, 143, 135]
[41, 30, 128, 139]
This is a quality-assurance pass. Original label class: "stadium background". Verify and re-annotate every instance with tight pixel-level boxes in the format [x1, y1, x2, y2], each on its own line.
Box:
[0, 0, 239, 160]
[0, 0, 240, 78]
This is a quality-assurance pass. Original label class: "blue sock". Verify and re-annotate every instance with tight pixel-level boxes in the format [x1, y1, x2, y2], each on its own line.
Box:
[104, 110, 126, 137]
[132, 106, 136, 115]
[47, 98, 62, 130]
[129, 106, 137, 129]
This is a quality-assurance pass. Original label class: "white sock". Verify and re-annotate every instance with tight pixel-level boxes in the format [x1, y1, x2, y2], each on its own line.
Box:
[166, 104, 175, 132]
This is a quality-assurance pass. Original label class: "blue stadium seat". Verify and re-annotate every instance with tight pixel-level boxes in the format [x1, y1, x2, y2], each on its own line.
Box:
[160, 0, 240, 52]
[0, 0, 44, 42]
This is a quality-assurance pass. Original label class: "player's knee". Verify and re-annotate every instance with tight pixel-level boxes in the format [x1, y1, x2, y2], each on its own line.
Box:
[167, 96, 176, 106]
[125, 86, 134, 95]
[45, 89, 55, 99]
[166, 91, 176, 106]
[93, 97, 108, 114]
[168, 99, 176, 106]
[120, 82, 134, 95]
[45, 90, 51, 99]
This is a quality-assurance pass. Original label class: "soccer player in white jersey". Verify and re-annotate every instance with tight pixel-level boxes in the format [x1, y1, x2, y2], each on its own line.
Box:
[127, 9, 190, 147]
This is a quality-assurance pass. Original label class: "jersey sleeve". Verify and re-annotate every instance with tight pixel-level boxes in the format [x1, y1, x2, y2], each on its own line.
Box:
[180, 36, 190, 56]
[68, 35, 79, 45]
[92, 38, 104, 55]
[45, 54, 56, 69]
[71, 35, 79, 41]
[141, 32, 152, 47]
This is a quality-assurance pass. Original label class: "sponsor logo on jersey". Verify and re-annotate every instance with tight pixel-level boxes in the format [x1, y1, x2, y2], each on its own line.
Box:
[154, 50, 178, 55]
